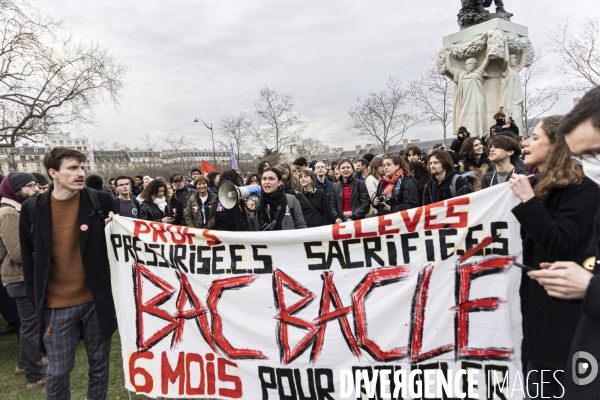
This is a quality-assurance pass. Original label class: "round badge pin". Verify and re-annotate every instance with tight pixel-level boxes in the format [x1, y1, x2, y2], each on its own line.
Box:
[80, 224, 89, 232]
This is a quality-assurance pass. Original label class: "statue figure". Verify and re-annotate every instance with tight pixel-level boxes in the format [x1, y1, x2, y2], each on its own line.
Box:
[445, 48, 491, 136]
[500, 39, 524, 134]
[458, 0, 512, 29]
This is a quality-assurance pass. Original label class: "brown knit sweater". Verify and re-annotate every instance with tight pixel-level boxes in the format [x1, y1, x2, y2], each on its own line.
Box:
[45, 192, 93, 308]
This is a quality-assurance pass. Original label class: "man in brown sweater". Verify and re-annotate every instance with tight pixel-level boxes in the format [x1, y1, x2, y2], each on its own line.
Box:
[0, 172, 47, 391]
[20, 147, 118, 400]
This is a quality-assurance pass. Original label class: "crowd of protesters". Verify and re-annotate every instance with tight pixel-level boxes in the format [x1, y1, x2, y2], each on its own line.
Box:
[0, 86, 599, 398]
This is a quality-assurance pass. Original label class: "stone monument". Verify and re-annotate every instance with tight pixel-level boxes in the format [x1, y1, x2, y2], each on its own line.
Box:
[438, 6, 534, 137]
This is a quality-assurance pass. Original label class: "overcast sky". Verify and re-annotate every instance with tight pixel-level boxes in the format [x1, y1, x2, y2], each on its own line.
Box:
[36, 0, 597, 153]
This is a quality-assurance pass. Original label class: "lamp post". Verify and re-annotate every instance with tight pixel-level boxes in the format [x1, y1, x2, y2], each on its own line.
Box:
[194, 118, 217, 166]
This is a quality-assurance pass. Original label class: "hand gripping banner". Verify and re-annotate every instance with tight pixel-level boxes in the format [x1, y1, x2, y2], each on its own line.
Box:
[107, 184, 525, 399]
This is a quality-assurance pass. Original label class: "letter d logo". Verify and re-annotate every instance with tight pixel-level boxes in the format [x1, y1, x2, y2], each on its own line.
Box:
[572, 351, 598, 385]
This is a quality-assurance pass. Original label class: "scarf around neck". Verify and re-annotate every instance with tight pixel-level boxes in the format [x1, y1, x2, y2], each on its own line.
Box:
[260, 186, 287, 230]
[154, 197, 167, 213]
[382, 169, 404, 196]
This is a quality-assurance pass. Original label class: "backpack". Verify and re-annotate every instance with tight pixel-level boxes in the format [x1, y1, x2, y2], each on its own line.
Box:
[28, 188, 104, 258]
[449, 174, 475, 198]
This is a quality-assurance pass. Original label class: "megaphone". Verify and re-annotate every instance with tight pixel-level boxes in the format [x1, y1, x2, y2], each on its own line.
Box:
[217, 181, 261, 209]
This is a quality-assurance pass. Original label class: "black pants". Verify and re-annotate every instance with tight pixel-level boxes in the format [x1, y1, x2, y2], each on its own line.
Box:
[0, 279, 19, 324]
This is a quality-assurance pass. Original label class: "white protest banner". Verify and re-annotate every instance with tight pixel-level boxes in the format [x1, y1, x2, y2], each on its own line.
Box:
[107, 183, 524, 399]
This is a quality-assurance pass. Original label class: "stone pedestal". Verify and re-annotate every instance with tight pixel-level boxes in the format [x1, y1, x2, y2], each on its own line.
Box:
[438, 19, 534, 137]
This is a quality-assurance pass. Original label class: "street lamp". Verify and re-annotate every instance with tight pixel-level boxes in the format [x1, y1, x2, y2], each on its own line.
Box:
[194, 118, 217, 166]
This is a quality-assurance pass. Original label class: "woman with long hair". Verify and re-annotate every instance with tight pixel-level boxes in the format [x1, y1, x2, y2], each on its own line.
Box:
[459, 136, 490, 191]
[330, 159, 370, 224]
[139, 180, 174, 223]
[207, 171, 221, 196]
[509, 115, 600, 396]
[333, 166, 340, 183]
[255, 167, 306, 230]
[296, 170, 331, 228]
[276, 162, 299, 194]
[365, 157, 384, 201]
[246, 173, 261, 186]
[165, 183, 184, 225]
[214, 169, 250, 231]
[257, 160, 271, 176]
[373, 155, 420, 214]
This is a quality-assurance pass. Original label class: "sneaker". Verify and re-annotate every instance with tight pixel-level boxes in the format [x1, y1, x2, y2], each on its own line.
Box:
[16, 357, 48, 375]
[27, 376, 47, 391]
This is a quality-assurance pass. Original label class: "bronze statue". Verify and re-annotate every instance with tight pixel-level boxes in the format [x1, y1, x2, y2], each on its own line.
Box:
[458, 0, 513, 30]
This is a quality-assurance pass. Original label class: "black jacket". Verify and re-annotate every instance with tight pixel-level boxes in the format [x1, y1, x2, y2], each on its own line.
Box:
[169, 197, 184, 225]
[423, 170, 472, 205]
[330, 179, 371, 221]
[314, 177, 334, 206]
[283, 181, 296, 195]
[174, 186, 197, 207]
[374, 175, 420, 215]
[296, 190, 331, 228]
[19, 188, 119, 342]
[139, 200, 174, 222]
[480, 164, 528, 189]
[512, 177, 600, 370]
[565, 206, 600, 398]
[215, 201, 250, 231]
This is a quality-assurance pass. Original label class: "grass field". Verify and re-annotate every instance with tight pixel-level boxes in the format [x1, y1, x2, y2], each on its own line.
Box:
[0, 316, 152, 400]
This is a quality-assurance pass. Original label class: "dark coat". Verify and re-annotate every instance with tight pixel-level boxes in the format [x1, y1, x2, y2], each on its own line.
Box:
[565, 207, 600, 398]
[450, 137, 465, 154]
[512, 177, 600, 370]
[374, 175, 420, 215]
[423, 170, 473, 205]
[215, 201, 250, 231]
[169, 197, 184, 225]
[139, 200, 174, 222]
[480, 164, 528, 189]
[174, 186, 197, 207]
[19, 188, 119, 342]
[330, 179, 371, 221]
[314, 177, 334, 206]
[296, 190, 331, 228]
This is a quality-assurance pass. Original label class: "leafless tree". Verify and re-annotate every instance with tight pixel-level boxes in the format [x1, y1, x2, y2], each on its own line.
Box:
[521, 48, 565, 136]
[91, 139, 110, 150]
[0, 0, 128, 150]
[138, 132, 163, 177]
[347, 77, 420, 150]
[409, 63, 453, 146]
[218, 112, 254, 163]
[297, 138, 330, 160]
[548, 17, 599, 92]
[254, 86, 306, 162]
[162, 133, 194, 175]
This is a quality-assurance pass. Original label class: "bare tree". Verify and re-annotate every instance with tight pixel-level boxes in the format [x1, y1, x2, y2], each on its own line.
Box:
[347, 77, 420, 150]
[91, 139, 110, 150]
[297, 138, 330, 160]
[218, 112, 254, 163]
[521, 48, 564, 136]
[0, 0, 128, 150]
[162, 133, 194, 175]
[138, 132, 163, 177]
[254, 86, 306, 162]
[409, 62, 453, 146]
[548, 17, 600, 92]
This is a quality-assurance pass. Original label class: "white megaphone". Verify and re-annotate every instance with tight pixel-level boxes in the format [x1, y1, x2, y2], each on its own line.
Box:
[217, 181, 261, 209]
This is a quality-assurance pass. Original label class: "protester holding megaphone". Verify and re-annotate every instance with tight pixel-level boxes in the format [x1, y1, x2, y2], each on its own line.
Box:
[214, 170, 252, 231]
[255, 167, 306, 231]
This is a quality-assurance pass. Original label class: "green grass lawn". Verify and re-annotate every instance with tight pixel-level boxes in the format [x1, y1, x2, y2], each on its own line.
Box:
[0, 316, 151, 400]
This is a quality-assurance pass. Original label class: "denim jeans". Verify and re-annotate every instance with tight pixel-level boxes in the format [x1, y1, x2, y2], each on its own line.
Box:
[5, 282, 45, 383]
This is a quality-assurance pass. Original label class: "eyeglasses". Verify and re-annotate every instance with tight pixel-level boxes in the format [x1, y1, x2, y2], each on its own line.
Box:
[24, 183, 39, 190]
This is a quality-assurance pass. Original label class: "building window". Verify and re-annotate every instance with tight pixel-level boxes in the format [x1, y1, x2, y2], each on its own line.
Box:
[22, 163, 26, 168]
[59, 141, 64, 144]
[67, 141, 72, 145]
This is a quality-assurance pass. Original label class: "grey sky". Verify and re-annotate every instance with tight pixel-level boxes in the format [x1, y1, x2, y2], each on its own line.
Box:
[37, 0, 597, 153]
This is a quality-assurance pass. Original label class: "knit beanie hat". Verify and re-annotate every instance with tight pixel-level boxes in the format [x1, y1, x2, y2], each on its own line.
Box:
[9, 172, 37, 192]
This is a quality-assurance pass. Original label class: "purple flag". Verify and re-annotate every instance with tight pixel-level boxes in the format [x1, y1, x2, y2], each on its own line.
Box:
[230, 144, 238, 170]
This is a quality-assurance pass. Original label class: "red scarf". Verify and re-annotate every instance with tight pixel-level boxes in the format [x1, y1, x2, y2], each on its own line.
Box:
[382, 169, 404, 196]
